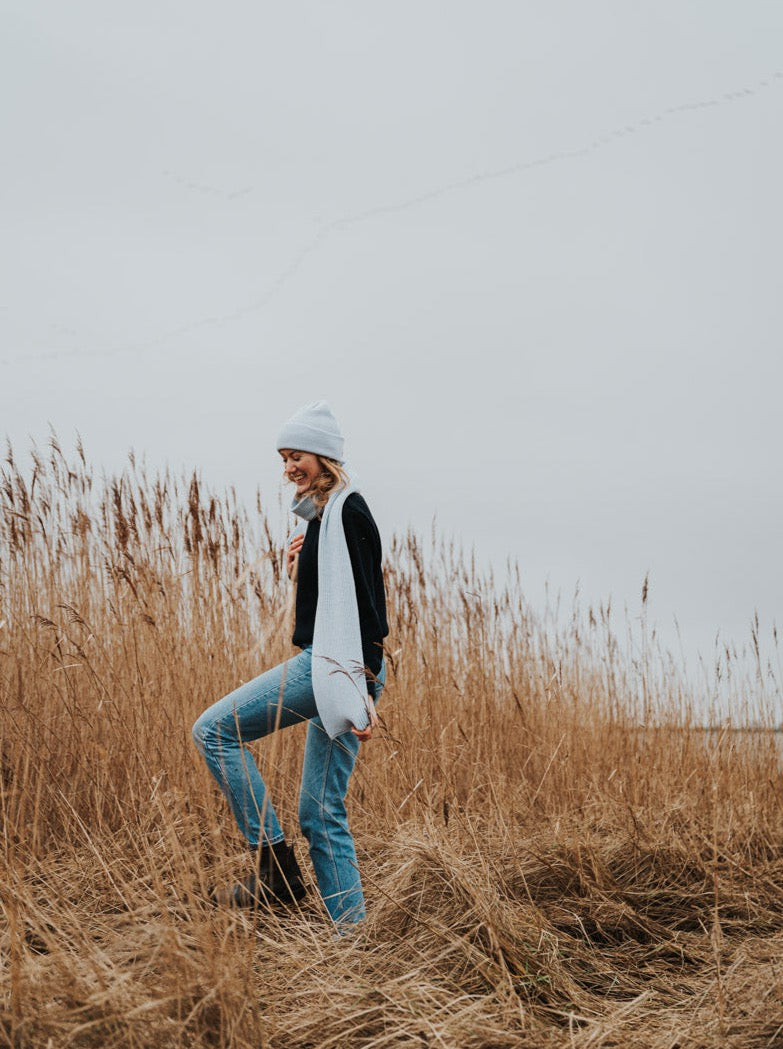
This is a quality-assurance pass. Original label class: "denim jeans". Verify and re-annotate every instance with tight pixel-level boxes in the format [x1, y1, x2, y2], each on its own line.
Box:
[192, 647, 385, 925]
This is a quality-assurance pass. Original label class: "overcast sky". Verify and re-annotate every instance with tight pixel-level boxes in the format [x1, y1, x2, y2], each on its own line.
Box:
[2, 1, 781, 688]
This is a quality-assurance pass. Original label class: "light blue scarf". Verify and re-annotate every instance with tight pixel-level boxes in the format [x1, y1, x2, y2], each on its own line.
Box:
[291, 473, 371, 739]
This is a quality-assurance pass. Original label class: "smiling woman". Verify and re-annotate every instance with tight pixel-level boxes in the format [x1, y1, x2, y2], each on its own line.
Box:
[191, 401, 389, 930]
[280, 449, 323, 496]
[280, 447, 348, 515]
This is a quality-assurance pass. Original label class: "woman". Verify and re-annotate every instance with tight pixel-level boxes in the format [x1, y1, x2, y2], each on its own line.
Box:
[192, 401, 388, 929]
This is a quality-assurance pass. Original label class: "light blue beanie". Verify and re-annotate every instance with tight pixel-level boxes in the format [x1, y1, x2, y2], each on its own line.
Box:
[276, 400, 345, 463]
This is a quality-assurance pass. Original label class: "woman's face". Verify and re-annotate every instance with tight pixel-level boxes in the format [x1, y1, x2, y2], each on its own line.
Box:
[279, 449, 322, 497]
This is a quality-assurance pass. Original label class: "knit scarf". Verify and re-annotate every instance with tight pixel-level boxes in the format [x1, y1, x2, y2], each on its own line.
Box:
[291, 474, 371, 739]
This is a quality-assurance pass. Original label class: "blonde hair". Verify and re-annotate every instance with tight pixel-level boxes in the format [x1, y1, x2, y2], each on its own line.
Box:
[309, 457, 348, 510]
[284, 454, 348, 512]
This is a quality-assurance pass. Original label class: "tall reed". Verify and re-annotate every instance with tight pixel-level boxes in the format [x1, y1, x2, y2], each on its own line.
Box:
[1, 438, 781, 1049]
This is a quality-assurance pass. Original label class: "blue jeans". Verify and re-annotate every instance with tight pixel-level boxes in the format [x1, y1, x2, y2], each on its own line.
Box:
[192, 647, 385, 925]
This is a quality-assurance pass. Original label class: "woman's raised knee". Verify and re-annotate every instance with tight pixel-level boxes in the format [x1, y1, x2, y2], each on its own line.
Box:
[191, 710, 228, 755]
[191, 715, 209, 755]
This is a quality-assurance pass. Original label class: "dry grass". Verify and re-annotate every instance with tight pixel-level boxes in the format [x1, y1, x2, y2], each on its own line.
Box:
[1, 436, 782, 1049]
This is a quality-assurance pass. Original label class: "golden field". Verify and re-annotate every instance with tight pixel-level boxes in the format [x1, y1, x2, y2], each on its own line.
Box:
[1, 438, 781, 1049]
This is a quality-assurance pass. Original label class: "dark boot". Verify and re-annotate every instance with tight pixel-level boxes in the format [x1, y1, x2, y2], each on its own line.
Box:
[211, 840, 307, 909]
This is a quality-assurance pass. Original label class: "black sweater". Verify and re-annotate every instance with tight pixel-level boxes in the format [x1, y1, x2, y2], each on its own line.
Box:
[293, 493, 389, 691]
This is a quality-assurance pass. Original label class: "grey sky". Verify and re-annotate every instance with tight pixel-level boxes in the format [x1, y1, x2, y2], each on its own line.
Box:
[2, 2, 782, 687]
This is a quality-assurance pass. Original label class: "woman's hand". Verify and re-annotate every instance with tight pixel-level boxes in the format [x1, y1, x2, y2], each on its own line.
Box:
[286, 533, 305, 579]
[351, 699, 379, 743]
